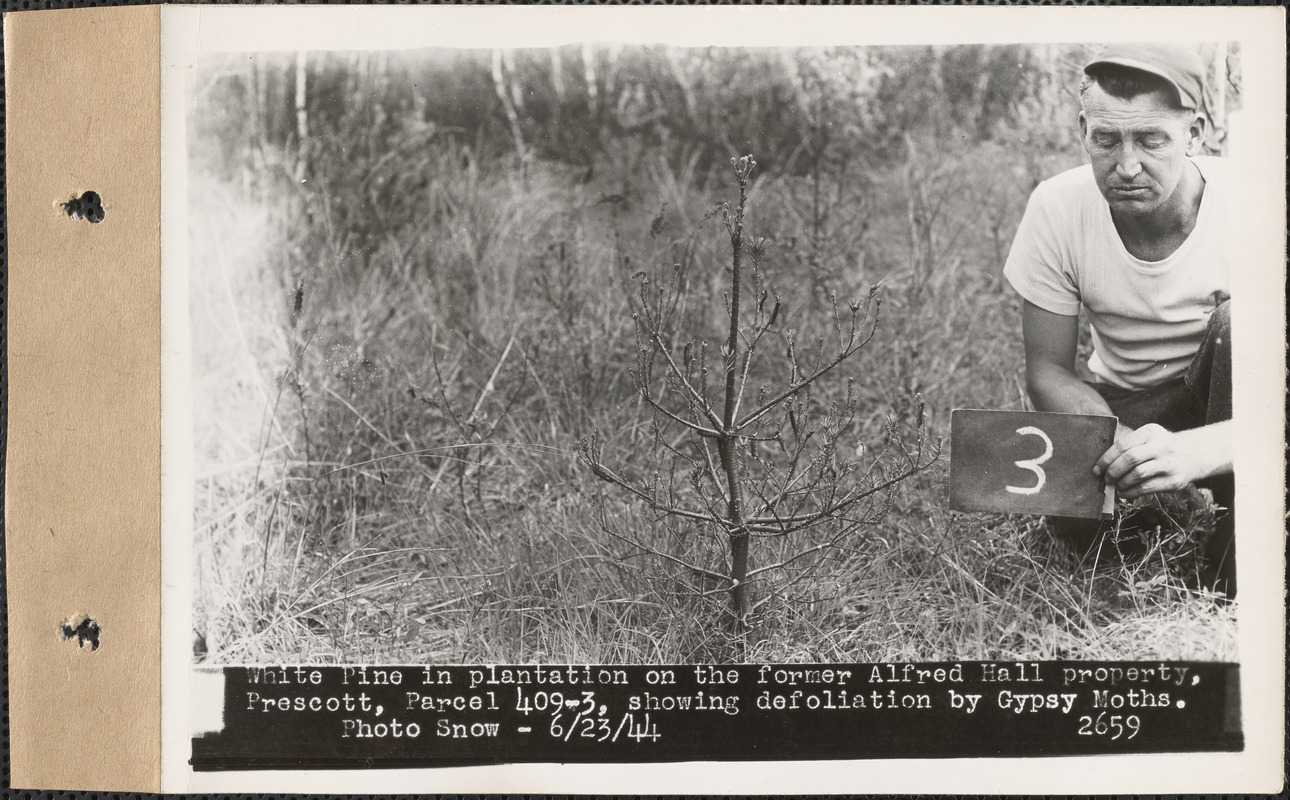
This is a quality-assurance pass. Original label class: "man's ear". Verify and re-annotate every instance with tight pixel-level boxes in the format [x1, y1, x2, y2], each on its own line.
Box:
[1077, 111, 1090, 152]
[1185, 112, 1209, 157]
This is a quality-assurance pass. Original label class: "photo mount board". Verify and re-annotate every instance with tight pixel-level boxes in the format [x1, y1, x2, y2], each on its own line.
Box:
[3, 5, 164, 792]
[2, 4, 1286, 795]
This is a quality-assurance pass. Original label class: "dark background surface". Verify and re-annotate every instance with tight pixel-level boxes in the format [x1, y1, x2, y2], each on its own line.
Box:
[193, 662, 1242, 769]
[949, 410, 1116, 519]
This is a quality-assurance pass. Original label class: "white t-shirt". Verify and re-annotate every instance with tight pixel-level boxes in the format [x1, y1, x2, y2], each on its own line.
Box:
[1004, 157, 1231, 390]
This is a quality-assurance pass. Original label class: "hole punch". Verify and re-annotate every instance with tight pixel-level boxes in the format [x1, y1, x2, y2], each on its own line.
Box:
[61, 616, 102, 651]
[61, 190, 105, 223]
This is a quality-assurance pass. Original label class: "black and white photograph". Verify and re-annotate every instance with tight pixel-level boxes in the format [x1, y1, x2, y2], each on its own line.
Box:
[187, 29, 1243, 666]
[156, 5, 1285, 793]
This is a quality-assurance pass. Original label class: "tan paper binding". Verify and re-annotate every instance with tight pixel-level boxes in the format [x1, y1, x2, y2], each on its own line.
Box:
[4, 6, 162, 791]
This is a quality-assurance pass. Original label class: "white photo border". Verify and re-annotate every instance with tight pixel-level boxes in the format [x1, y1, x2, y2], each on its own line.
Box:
[160, 5, 1286, 794]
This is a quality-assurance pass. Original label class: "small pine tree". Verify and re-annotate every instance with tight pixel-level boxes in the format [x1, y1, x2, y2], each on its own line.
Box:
[579, 155, 939, 640]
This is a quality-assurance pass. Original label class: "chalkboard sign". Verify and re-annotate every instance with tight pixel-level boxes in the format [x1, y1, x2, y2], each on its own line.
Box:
[949, 409, 1117, 519]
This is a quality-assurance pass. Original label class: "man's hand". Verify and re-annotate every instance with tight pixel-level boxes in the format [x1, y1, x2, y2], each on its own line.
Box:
[1094, 423, 1231, 499]
[1021, 301, 1233, 499]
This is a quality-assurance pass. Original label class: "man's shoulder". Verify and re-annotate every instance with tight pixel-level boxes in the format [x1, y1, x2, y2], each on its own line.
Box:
[1033, 162, 1098, 200]
[1023, 163, 1102, 227]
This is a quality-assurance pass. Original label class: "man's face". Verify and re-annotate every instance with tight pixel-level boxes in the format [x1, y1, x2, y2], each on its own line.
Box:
[1078, 82, 1205, 220]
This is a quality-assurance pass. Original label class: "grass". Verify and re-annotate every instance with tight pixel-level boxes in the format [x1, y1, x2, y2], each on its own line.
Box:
[189, 117, 1237, 666]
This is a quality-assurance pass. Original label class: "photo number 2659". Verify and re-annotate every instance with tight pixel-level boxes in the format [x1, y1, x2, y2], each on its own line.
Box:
[949, 410, 1118, 520]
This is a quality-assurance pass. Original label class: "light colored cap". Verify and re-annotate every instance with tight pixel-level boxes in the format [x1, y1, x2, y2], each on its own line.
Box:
[1084, 42, 1206, 110]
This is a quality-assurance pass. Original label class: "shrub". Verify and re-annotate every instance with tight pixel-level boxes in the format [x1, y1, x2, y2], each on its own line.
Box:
[579, 155, 939, 646]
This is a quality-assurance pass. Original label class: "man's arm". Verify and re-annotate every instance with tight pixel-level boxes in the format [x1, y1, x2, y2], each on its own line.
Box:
[1021, 300, 1119, 421]
[1021, 300, 1231, 499]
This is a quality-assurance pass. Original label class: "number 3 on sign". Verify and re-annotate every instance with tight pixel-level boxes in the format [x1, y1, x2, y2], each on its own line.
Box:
[1006, 426, 1053, 495]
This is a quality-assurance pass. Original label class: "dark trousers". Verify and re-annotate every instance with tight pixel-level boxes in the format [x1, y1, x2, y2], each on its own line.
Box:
[1056, 301, 1234, 596]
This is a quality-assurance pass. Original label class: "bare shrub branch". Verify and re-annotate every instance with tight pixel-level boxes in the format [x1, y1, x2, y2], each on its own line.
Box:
[579, 154, 940, 644]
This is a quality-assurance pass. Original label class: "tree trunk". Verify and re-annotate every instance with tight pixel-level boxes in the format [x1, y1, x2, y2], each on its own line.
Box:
[721, 164, 751, 631]
[581, 43, 598, 117]
[491, 49, 527, 171]
[1207, 42, 1228, 155]
[294, 51, 309, 182]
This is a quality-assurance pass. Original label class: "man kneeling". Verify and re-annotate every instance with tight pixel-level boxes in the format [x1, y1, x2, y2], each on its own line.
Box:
[1003, 43, 1234, 596]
